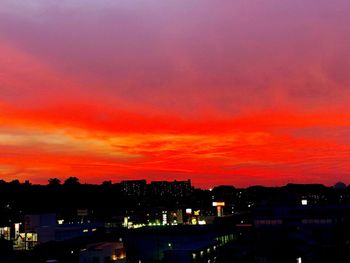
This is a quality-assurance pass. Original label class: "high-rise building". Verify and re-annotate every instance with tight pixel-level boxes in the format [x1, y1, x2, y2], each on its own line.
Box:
[150, 179, 192, 197]
[120, 180, 147, 197]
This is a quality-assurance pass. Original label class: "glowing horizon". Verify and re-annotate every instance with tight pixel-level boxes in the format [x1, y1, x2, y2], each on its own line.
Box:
[1, 0, 350, 188]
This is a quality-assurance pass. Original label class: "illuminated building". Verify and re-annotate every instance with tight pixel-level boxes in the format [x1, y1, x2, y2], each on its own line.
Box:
[0, 226, 11, 240]
[150, 179, 192, 197]
[162, 211, 168, 225]
[21, 214, 102, 248]
[120, 180, 147, 197]
[176, 209, 183, 224]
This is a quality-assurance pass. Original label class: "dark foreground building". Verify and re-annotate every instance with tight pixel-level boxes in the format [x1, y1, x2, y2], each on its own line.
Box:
[124, 225, 236, 263]
[252, 204, 350, 263]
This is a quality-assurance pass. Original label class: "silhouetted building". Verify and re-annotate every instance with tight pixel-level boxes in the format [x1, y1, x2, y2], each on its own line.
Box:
[124, 225, 235, 263]
[150, 179, 192, 197]
[120, 180, 147, 197]
[253, 204, 350, 262]
[20, 214, 103, 249]
[79, 242, 126, 263]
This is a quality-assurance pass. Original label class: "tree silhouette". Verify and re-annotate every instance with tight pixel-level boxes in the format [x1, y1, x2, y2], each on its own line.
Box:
[334, 181, 346, 190]
[9, 179, 20, 186]
[102, 180, 112, 187]
[63, 177, 80, 186]
[48, 178, 61, 186]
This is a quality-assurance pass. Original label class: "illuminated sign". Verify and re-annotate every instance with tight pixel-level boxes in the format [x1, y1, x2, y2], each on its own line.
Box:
[212, 202, 225, 207]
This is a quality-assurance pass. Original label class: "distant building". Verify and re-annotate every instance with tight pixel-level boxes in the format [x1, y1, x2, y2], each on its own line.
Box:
[150, 179, 192, 197]
[253, 204, 350, 229]
[120, 180, 147, 197]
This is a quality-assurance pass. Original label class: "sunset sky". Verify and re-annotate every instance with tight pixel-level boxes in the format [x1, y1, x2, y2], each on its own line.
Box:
[1, 0, 350, 188]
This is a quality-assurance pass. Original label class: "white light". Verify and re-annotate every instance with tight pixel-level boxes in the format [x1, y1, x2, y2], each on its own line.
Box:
[297, 257, 302, 263]
[14, 223, 20, 236]
[123, 217, 129, 228]
[301, 199, 308, 206]
[212, 202, 225, 207]
[186, 208, 192, 214]
[162, 213, 167, 225]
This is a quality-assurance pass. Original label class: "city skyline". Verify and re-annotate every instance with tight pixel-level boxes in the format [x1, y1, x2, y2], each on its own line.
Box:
[1, 0, 350, 188]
